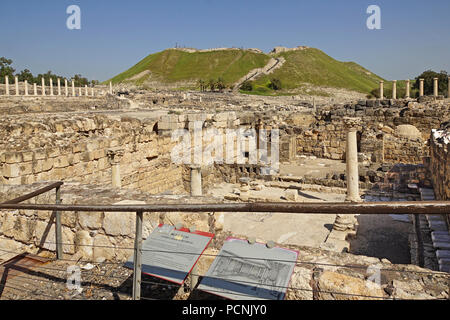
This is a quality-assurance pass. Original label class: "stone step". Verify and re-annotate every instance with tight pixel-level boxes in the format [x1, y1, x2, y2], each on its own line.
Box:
[419, 188, 435, 196]
[426, 214, 446, 223]
[436, 250, 450, 260]
[433, 242, 450, 250]
[428, 220, 448, 232]
[431, 231, 450, 236]
[438, 258, 450, 273]
[419, 188, 435, 201]
[431, 232, 450, 243]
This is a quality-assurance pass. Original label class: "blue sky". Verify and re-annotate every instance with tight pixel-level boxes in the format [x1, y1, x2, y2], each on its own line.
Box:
[0, 0, 449, 82]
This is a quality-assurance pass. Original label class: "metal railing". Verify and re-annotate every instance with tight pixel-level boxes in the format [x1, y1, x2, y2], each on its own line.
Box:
[1, 182, 449, 300]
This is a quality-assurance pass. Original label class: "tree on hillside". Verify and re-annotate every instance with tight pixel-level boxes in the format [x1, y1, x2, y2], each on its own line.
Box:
[71, 74, 89, 87]
[0, 57, 15, 84]
[17, 69, 34, 83]
[208, 79, 216, 92]
[36, 71, 61, 85]
[413, 70, 448, 96]
[216, 77, 226, 92]
[268, 78, 282, 90]
[197, 79, 206, 92]
[240, 80, 253, 91]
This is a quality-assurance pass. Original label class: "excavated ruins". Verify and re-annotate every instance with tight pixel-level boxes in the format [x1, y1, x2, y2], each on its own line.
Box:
[0, 84, 449, 300]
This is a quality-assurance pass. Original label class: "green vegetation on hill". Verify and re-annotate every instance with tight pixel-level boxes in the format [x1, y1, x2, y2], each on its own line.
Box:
[107, 47, 386, 95]
[252, 48, 384, 94]
[108, 49, 270, 86]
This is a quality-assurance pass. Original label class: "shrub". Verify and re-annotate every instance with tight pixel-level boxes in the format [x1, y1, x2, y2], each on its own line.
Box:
[268, 78, 282, 90]
[240, 80, 253, 91]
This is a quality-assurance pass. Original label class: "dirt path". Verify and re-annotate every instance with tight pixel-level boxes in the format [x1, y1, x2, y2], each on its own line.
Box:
[233, 57, 286, 91]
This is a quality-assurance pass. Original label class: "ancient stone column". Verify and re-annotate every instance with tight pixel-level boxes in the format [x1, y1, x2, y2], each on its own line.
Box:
[91, 87, 94, 96]
[392, 80, 397, 99]
[433, 77, 438, 97]
[5, 76, 9, 95]
[57, 78, 61, 96]
[15, 76, 19, 96]
[107, 149, 124, 188]
[50, 78, 54, 96]
[78, 87, 82, 96]
[379, 81, 384, 99]
[85, 85, 88, 96]
[24, 80, 28, 96]
[343, 117, 361, 202]
[419, 78, 424, 97]
[72, 81, 75, 96]
[65, 79, 68, 96]
[33, 83, 37, 96]
[41, 78, 46, 96]
[332, 117, 361, 232]
[406, 79, 410, 98]
[109, 82, 113, 94]
[190, 165, 202, 196]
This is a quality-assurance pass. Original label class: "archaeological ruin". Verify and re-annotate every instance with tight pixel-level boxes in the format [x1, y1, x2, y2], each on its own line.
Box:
[0, 77, 449, 301]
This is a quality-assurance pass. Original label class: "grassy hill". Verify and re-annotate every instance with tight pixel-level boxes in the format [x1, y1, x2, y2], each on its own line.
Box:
[108, 49, 270, 87]
[107, 47, 386, 95]
[250, 48, 384, 95]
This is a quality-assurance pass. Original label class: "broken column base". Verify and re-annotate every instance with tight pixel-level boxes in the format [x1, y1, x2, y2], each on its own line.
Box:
[332, 214, 358, 231]
[322, 214, 358, 253]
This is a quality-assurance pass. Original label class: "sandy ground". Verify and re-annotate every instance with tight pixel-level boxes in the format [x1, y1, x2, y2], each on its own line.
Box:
[209, 182, 346, 248]
[280, 157, 346, 178]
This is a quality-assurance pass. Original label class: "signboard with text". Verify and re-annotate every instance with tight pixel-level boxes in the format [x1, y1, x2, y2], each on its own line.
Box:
[125, 224, 214, 284]
[197, 237, 298, 300]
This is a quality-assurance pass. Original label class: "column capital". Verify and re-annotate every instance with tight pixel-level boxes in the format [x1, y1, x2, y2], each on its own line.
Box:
[107, 148, 124, 165]
[343, 117, 361, 130]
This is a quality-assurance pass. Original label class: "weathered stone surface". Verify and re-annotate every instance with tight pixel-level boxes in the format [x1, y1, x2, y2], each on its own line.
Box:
[395, 124, 422, 140]
[74, 230, 93, 259]
[78, 211, 103, 229]
[316, 271, 386, 300]
[285, 267, 313, 300]
[103, 200, 146, 236]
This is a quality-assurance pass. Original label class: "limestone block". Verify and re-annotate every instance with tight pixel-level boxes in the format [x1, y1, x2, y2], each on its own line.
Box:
[164, 212, 209, 233]
[316, 271, 386, 300]
[0, 238, 24, 261]
[4, 152, 23, 164]
[61, 211, 77, 228]
[103, 200, 146, 236]
[3, 163, 20, 178]
[34, 221, 74, 254]
[74, 230, 93, 259]
[395, 125, 421, 140]
[78, 211, 104, 229]
[285, 267, 313, 300]
[54, 156, 70, 168]
[22, 152, 33, 162]
[92, 234, 115, 262]
[285, 189, 298, 201]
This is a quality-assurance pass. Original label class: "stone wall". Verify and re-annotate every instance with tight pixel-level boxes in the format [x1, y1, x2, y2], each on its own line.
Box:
[0, 113, 185, 195]
[428, 128, 450, 226]
[0, 182, 221, 262]
[294, 99, 448, 164]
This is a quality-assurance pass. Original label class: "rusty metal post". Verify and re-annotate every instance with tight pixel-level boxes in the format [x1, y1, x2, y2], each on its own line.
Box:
[55, 185, 63, 259]
[132, 211, 143, 300]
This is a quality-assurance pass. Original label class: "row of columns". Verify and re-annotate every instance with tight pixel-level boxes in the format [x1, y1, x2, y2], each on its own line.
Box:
[2, 76, 114, 97]
[380, 77, 450, 99]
